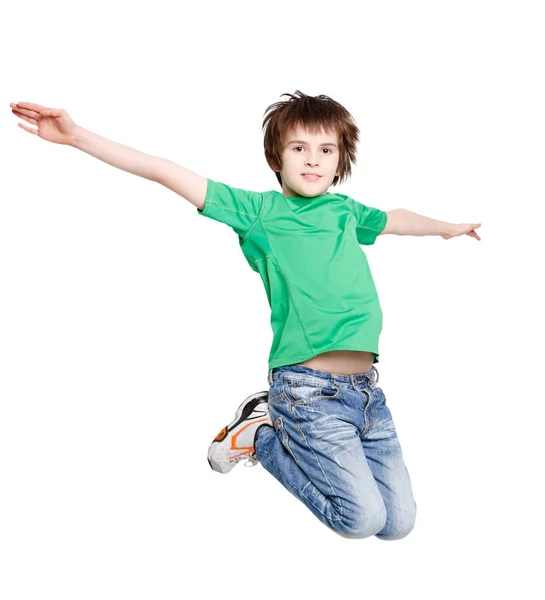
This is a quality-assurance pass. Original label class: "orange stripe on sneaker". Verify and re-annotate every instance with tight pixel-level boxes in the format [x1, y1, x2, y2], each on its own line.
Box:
[231, 418, 269, 451]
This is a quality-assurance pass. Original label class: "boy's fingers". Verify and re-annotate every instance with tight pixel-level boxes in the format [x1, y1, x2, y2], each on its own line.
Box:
[12, 110, 38, 125]
[18, 122, 38, 135]
[15, 102, 50, 113]
[12, 105, 42, 119]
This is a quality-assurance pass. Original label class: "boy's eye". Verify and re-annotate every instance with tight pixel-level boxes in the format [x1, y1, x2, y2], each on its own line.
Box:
[293, 146, 332, 153]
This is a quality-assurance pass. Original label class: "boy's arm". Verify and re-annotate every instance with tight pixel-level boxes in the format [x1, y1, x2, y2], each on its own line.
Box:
[380, 209, 481, 240]
[73, 125, 207, 210]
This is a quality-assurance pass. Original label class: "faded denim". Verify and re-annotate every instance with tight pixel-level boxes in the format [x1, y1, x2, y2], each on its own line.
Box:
[254, 364, 417, 540]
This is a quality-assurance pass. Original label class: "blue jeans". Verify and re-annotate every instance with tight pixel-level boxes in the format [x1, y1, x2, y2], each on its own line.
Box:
[254, 364, 417, 540]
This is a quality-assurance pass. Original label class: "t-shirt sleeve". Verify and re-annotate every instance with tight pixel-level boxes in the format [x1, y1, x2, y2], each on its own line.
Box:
[196, 178, 264, 240]
[352, 199, 388, 245]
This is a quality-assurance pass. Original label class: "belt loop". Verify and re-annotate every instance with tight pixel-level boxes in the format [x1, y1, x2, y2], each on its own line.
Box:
[268, 369, 272, 386]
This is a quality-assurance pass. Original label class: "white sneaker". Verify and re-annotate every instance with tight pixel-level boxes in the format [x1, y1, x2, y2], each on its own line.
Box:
[207, 391, 273, 474]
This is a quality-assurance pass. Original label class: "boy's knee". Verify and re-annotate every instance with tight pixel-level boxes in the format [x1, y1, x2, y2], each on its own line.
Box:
[375, 511, 416, 541]
[375, 523, 415, 541]
[335, 506, 388, 539]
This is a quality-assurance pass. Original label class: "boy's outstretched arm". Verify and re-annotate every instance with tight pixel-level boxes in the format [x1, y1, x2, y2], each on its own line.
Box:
[380, 209, 481, 240]
[10, 102, 207, 211]
[73, 126, 208, 210]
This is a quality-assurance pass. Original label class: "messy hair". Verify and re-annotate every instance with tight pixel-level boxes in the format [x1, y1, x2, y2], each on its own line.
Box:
[262, 90, 360, 188]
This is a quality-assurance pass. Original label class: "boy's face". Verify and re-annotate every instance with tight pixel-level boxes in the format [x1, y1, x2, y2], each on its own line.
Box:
[278, 124, 340, 198]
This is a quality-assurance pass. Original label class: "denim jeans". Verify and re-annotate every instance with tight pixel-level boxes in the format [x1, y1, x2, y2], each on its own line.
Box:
[254, 364, 417, 540]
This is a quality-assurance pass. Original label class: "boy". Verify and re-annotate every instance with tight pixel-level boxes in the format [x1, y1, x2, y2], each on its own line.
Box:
[10, 91, 481, 540]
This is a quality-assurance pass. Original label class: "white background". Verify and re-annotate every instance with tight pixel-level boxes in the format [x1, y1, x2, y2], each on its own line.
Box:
[1, 0, 543, 598]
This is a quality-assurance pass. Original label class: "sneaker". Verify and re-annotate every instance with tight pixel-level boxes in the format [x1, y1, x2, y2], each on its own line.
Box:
[208, 391, 273, 474]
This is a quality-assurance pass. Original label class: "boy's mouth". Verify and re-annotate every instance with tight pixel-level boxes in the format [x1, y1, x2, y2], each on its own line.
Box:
[301, 174, 321, 181]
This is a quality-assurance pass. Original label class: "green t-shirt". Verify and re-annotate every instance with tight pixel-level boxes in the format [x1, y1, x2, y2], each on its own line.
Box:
[197, 178, 388, 371]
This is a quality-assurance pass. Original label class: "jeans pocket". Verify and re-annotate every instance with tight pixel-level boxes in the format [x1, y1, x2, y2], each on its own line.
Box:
[267, 381, 287, 405]
[284, 382, 339, 405]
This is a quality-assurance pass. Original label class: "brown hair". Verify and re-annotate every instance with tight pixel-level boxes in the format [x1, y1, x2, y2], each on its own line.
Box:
[262, 90, 360, 188]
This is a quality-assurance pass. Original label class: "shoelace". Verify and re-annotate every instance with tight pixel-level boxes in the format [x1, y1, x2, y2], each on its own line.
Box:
[228, 450, 259, 468]
[243, 453, 259, 467]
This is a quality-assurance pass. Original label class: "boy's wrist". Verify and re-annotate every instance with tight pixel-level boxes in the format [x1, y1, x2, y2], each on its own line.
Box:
[443, 222, 459, 237]
[71, 125, 86, 149]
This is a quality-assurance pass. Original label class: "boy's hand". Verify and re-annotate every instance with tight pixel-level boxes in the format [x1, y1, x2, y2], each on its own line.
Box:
[10, 102, 77, 145]
[441, 223, 482, 241]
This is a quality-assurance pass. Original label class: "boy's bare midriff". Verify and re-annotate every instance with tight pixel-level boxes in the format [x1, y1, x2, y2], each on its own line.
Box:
[297, 350, 375, 376]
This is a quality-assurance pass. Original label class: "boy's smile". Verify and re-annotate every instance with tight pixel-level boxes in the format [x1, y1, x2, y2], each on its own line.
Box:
[278, 124, 340, 198]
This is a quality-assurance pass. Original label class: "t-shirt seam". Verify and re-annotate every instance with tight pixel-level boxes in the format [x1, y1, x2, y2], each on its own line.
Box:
[199, 184, 262, 240]
[262, 217, 316, 358]
[198, 197, 213, 215]
[355, 216, 386, 233]
[200, 199, 262, 243]
[377, 211, 387, 233]
[213, 204, 259, 220]
[242, 192, 268, 243]
[270, 343, 378, 357]
[252, 256, 274, 265]
[353, 200, 387, 233]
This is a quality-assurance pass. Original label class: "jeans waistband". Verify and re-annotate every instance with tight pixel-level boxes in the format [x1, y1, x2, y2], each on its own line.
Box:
[267, 364, 379, 388]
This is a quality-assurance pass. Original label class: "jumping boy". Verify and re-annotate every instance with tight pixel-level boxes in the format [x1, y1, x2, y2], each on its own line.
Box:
[10, 91, 481, 540]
